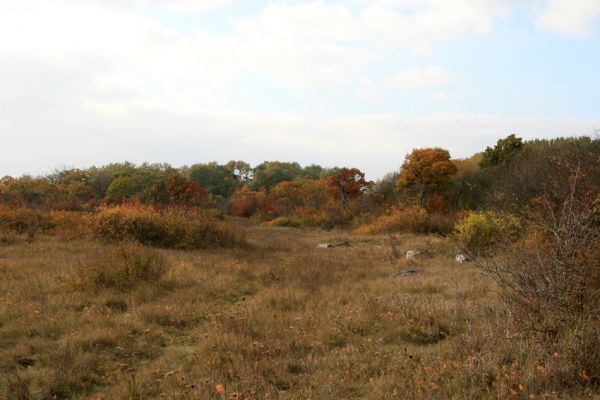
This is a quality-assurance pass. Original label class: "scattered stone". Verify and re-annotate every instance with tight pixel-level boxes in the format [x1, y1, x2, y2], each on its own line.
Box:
[405, 250, 421, 259]
[455, 253, 470, 264]
[394, 269, 424, 277]
[317, 241, 351, 249]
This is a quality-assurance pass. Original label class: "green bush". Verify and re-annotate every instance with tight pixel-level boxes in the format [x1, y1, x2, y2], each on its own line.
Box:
[91, 205, 243, 249]
[453, 211, 522, 256]
[76, 242, 167, 290]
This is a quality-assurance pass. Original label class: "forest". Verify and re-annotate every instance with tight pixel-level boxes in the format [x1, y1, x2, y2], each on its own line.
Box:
[0, 134, 599, 399]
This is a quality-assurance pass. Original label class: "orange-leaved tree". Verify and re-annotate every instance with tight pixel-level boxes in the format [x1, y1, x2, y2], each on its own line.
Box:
[326, 168, 372, 210]
[167, 173, 207, 207]
[270, 179, 327, 215]
[230, 185, 268, 217]
[397, 148, 458, 208]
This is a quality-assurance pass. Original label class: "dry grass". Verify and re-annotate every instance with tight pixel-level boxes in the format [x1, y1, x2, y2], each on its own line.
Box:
[0, 223, 598, 399]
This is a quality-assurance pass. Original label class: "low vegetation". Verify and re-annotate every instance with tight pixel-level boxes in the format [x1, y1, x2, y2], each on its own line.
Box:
[75, 243, 168, 290]
[1, 225, 598, 399]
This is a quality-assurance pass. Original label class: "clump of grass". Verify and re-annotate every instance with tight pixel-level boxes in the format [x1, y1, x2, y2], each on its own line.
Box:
[91, 205, 244, 249]
[75, 242, 167, 290]
[2, 343, 102, 399]
[401, 321, 451, 345]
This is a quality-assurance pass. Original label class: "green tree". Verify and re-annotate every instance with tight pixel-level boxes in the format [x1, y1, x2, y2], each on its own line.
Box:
[189, 162, 238, 198]
[225, 160, 253, 184]
[105, 176, 145, 203]
[479, 134, 523, 168]
[251, 161, 302, 191]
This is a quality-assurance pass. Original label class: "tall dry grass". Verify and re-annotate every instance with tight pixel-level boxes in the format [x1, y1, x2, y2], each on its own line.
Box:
[0, 222, 598, 399]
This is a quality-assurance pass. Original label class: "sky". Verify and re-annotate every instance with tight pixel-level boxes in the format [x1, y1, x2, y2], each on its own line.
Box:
[1, 0, 599, 179]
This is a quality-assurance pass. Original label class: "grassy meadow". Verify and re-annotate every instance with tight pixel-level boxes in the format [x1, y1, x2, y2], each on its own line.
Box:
[1, 220, 594, 399]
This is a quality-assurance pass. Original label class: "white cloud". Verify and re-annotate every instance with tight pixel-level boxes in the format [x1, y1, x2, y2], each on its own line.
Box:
[428, 91, 449, 103]
[359, 0, 516, 53]
[1, 99, 597, 179]
[0, 0, 596, 180]
[537, 0, 600, 35]
[383, 67, 452, 89]
[0, 0, 517, 117]
[85, 0, 235, 12]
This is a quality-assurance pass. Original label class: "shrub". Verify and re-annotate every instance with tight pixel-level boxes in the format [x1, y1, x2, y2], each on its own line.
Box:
[265, 217, 301, 228]
[356, 206, 455, 235]
[75, 242, 167, 290]
[287, 207, 328, 228]
[0, 206, 53, 238]
[48, 211, 93, 239]
[265, 209, 330, 228]
[453, 211, 522, 256]
[476, 189, 600, 388]
[91, 205, 243, 249]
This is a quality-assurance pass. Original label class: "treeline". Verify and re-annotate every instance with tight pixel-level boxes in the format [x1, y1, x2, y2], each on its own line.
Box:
[1, 135, 599, 230]
[0, 161, 336, 210]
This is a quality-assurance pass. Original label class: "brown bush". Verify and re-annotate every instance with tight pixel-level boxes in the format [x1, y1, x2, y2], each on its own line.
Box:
[91, 205, 244, 249]
[476, 182, 600, 388]
[0, 206, 53, 240]
[48, 211, 93, 239]
[356, 206, 455, 235]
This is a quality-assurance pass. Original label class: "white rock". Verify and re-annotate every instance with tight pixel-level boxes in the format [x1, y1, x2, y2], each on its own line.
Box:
[455, 253, 470, 263]
[317, 243, 332, 249]
[406, 250, 421, 259]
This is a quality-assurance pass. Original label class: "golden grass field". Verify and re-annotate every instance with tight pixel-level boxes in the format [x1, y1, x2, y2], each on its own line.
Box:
[0, 221, 596, 399]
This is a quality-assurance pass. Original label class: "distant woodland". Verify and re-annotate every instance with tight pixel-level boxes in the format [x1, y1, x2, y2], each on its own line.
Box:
[1, 135, 598, 231]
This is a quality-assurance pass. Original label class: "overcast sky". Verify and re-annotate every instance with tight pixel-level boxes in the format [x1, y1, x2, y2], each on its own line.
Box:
[1, 0, 599, 179]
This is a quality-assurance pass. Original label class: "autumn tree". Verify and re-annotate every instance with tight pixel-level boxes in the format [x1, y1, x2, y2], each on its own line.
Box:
[397, 148, 458, 208]
[167, 173, 207, 207]
[0, 176, 58, 208]
[326, 168, 372, 210]
[448, 154, 486, 211]
[271, 179, 327, 215]
[229, 186, 279, 218]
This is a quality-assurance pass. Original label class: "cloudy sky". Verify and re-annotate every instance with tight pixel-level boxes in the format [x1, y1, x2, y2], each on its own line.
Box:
[1, 0, 599, 179]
